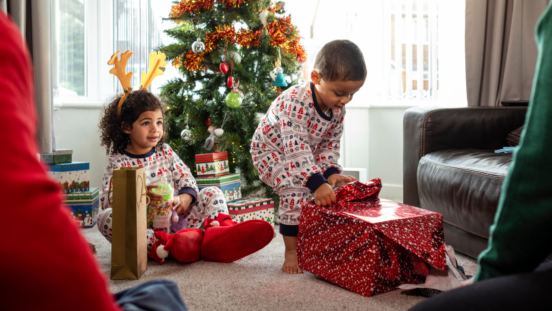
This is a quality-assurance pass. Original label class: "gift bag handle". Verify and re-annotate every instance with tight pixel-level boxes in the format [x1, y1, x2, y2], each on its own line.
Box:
[107, 173, 151, 208]
[137, 173, 151, 206]
[107, 177, 113, 208]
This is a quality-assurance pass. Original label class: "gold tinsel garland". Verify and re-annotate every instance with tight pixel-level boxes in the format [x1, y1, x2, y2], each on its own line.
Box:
[170, 0, 214, 17]
[236, 29, 261, 48]
[171, 0, 306, 70]
[183, 51, 205, 71]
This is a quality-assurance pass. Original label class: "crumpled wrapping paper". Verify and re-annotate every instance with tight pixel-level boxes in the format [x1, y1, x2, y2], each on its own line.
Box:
[297, 179, 447, 297]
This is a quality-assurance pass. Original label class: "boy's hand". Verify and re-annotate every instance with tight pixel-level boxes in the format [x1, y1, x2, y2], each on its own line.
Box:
[314, 183, 336, 206]
[173, 193, 194, 215]
[146, 185, 163, 208]
[327, 175, 357, 188]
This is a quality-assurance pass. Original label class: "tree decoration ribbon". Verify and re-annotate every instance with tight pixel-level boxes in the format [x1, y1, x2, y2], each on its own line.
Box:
[108, 50, 167, 116]
[170, 0, 214, 17]
[174, 0, 306, 72]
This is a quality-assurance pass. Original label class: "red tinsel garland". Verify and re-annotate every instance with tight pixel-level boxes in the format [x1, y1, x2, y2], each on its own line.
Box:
[267, 2, 283, 13]
[236, 29, 261, 48]
[205, 25, 236, 53]
[266, 16, 295, 48]
[284, 37, 306, 63]
[172, 57, 182, 68]
[170, 1, 307, 71]
[183, 51, 205, 71]
[219, 0, 248, 9]
[170, 0, 215, 18]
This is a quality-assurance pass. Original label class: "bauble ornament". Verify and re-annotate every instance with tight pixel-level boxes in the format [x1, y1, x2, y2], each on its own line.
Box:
[220, 62, 229, 74]
[225, 90, 244, 109]
[191, 38, 205, 54]
[180, 125, 192, 141]
[228, 51, 241, 64]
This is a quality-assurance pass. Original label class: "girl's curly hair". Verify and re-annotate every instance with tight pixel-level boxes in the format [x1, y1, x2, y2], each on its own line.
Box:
[100, 90, 165, 155]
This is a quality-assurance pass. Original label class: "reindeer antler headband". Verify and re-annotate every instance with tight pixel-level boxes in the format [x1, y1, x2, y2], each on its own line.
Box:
[108, 50, 167, 116]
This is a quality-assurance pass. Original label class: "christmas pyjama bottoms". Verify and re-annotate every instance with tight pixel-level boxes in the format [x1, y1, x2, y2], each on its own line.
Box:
[97, 186, 228, 250]
[277, 187, 311, 237]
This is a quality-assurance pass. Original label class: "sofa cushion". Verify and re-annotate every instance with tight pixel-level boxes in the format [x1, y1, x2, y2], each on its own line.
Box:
[417, 149, 512, 239]
[506, 126, 523, 146]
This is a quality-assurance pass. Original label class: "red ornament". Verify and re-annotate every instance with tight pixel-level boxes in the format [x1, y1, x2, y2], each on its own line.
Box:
[220, 62, 229, 74]
[227, 76, 235, 88]
[206, 118, 211, 126]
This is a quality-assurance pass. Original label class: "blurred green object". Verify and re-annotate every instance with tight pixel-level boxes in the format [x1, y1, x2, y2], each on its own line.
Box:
[225, 92, 243, 109]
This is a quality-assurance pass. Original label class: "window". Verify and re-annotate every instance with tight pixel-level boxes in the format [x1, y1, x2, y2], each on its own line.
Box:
[295, 0, 466, 106]
[113, 0, 177, 95]
[52, 0, 177, 106]
[52, 0, 87, 98]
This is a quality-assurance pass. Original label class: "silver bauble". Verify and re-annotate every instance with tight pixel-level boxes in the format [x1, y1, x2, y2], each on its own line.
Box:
[191, 38, 206, 54]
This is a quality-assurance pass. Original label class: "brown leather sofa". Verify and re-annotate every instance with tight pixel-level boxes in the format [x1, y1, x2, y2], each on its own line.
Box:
[403, 106, 527, 258]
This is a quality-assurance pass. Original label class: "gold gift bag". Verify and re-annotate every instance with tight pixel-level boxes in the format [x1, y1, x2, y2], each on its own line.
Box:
[109, 167, 150, 280]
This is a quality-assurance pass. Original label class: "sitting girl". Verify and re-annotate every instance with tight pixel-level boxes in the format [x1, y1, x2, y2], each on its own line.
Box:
[96, 85, 273, 264]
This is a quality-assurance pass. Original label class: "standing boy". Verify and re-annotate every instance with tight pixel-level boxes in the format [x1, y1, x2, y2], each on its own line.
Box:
[251, 40, 367, 273]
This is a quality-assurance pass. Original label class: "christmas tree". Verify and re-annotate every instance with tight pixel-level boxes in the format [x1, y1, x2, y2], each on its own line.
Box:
[159, 0, 306, 202]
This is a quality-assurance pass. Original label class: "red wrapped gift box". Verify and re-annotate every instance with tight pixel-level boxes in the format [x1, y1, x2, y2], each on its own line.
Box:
[297, 179, 447, 297]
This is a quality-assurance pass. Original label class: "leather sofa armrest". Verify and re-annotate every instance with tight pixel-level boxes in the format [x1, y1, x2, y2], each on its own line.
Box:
[403, 106, 527, 207]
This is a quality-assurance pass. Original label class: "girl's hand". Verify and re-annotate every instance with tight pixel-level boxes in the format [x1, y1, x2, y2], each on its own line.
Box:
[146, 185, 163, 208]
[173, 193, 194, 215]
[327, 175, 357, 188]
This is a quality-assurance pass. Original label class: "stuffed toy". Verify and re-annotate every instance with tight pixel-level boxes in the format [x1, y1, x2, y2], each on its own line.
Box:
[149, 213, 275, 264]
[204, 125, 224, 151]
[201, 213, 275, 262]
[149, 228, 204, 264]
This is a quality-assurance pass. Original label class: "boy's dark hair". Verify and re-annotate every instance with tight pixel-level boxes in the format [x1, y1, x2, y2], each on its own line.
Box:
[314, 40, 367, 82]
[100, 90, 165, 155]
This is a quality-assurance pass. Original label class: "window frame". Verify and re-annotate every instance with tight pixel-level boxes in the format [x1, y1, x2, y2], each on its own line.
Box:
[53, 0, 114, 109]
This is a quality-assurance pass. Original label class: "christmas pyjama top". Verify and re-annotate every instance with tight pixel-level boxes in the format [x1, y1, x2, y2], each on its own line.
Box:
[251, 82, 345, 194]
[100, 143, 198, 210]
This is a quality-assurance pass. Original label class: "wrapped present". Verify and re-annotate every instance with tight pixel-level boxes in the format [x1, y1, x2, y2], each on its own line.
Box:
[197, 173, 241, 203]
[195, 152, 229, 177]
[298, 179, 447, 298]
[48, 162, 90, 193]
[42, 149, 73, 165]
[65, 187, 100, 228]
[227, 198, 275, 225]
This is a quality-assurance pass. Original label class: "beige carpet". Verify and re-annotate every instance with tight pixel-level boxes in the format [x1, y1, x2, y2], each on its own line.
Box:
[85, 225, 478, 311]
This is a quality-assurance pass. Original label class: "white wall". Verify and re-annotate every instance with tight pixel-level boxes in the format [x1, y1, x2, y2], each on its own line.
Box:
[340, 106, 407, 202]
[368, 107, 408, 201]
[54, 107, 109, 189]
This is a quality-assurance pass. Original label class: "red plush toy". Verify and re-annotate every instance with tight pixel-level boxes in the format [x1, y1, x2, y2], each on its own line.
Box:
[149, 228, 204, 264]
[149, 213, 275, 264]
[201, 213, 275, 263]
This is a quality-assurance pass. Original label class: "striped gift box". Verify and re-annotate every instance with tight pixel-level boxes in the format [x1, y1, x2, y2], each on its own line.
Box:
[227, 198, 275, 226]
[196, 173, 241, 203]
[195, 152, 230, 178]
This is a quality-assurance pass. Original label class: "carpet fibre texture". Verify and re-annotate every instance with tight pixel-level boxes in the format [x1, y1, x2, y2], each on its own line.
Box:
[85, 225, 478, 311]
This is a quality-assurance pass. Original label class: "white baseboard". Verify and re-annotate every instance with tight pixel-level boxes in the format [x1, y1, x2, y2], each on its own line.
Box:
[379, 183, 403, 202]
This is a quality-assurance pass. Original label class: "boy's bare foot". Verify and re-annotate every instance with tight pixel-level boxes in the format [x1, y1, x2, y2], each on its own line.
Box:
[282, 249, 303, 274]
[282, 235, 303, 274]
